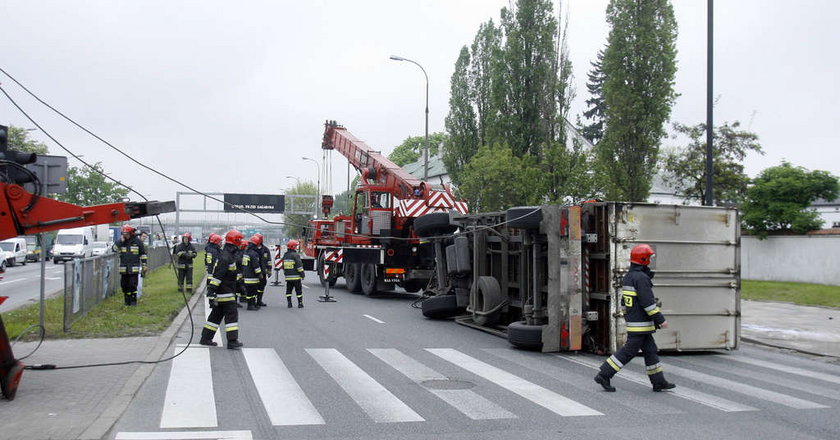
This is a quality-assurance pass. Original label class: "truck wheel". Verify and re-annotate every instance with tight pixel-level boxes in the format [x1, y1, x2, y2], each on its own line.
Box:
[53, 258, 59, 264]
[8, 258, 15, 267]
[414, 212, 457, 238]
[361, 263, 378, 296]
[508, 321, 543, 351]
[317, 253, 338, 287]
[505, 206, 542, 230]
[421, 295, 461, 319]
[344, 263, 362, 293]
[473, 276, 503, 326]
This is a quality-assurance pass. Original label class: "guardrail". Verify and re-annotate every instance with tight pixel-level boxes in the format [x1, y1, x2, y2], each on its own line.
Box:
[62, 246, 174, 331]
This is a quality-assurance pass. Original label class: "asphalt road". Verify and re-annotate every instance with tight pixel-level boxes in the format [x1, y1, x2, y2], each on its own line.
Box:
[110, 277, 840, 440]
[0, 258, 65, 311]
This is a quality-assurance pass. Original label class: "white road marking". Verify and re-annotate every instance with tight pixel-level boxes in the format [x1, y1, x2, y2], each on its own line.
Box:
[428, 348, 602, 417]
[116, 431, 252, 439]
[556, 354, 757, 412]
[0, 278, 26, 284]
[203, 295, 223, 346]
[721, 355, 840, 386]
[369, 348, 515, 420]
[242, 348, 325, 426]
[663, 363, 829, 409]
[363, 314, 385, 324]
[45, 277, 61, 280]
[307, 348, 424, 423]
[160, 347, 217, 428]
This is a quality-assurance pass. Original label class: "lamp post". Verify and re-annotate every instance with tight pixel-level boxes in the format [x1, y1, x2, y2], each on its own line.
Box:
[389, 54, 429, 181]
[302, 157, 320, 218]
[285, 175, 301, 186]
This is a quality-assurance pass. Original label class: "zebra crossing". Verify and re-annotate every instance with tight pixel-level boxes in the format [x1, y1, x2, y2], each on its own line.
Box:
[148, 344, 840, 431]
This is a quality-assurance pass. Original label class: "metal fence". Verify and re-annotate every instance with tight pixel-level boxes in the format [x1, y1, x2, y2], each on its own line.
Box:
[63, 246, 174, 331]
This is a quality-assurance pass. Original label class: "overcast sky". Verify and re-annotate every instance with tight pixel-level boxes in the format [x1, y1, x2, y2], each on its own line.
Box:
[1, 0, 838, 207]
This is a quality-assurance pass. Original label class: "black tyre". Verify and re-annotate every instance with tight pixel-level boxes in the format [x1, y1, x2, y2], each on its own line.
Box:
[508, 321, 544, 351]
[421, 295, 461, 319]
[344, 263, 362, 293]
[53, 258, 59, 264]
[8, 258, 15, 267]
[414, 212, 457, 238]
[403, 281, 423, 293]
[317, 253, 338, 287]
[506, 206, 542, 230]
[361, 263, 378, 296]
[473, 276, 503, 326]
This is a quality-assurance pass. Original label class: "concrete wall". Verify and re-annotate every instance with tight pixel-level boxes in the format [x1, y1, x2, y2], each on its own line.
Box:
[742, 235, 840, 285]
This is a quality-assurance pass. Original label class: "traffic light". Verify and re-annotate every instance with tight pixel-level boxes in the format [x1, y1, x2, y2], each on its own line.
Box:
[0, 124, 38, 185]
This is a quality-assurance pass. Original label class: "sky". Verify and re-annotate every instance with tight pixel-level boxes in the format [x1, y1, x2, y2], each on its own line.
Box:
[1, 0, 838, 211]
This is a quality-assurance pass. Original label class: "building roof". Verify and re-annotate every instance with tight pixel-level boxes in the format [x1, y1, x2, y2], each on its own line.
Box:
[403, 154, 448, 180]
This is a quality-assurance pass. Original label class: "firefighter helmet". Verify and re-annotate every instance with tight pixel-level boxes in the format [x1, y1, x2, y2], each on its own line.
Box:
[208, 233, 222, 245]
[248, 235, 262, 246]
[286, 239, 299, 250]
[238, 240, 247, 250]
[121, 225, 135, 235]
[630, 244, 655, 266]
[225, 229, 243, 245]
[183, 232, 192, 241]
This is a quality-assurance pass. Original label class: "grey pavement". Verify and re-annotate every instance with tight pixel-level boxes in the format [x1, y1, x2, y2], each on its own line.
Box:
[0, 293, 838, 439]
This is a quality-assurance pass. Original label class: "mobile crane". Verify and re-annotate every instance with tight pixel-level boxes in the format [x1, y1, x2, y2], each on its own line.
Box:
[301, 120, 467, 296]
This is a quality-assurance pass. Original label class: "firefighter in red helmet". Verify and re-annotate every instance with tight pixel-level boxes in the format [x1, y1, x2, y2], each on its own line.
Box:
[112, 225, 147, 306]
[241, 235, 264, 311]
[253, 234, 272, 307]
[200, 229, 244, 349]
[204, 234, 222, 276]
[174, 232, 197, 293]
[595, 244, 675, 392]
[282, 239, 305, 308]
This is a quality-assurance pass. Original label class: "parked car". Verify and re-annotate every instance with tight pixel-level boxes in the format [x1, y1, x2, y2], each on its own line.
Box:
[0, 238, 28, 267]
[91, 241, 111, 257]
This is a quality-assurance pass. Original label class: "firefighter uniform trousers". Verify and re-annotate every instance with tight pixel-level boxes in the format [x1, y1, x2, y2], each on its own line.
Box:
[201, 296, 239, 343]
[176, 262, 193, 292]
[283, 249, 305, 307]
[121, 274, 140, 306]
[598, 333, 666, 384]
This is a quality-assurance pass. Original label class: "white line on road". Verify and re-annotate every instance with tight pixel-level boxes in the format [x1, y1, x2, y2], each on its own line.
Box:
[428, 348, 602, 417]
[0, 278, 26, 284]
[116, 431, 253, 439]
[243, 348, 325, 426]
[363, 314, 385, 324]
[45, 277, 61, 280]
[556, 354, 757, 413]
[720, 354, 840, 386]
[370, 348, 515, 420]
[307, 348, 424, 423]
[160, 347, 217, 428]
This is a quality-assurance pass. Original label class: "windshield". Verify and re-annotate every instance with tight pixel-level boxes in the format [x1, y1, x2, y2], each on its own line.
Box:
[92, 242, 108, 248]
[0, 243, 14, 252]
[56, 235, 84, 245]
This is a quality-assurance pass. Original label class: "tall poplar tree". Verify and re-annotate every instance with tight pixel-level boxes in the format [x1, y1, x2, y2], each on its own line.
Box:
[443, 47, 479, 187]
[597, 0, 678, 201]
[581, 49, 606, 144]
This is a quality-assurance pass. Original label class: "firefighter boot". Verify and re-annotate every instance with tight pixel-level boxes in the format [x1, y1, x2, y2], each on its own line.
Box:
[652, 381, 676, 392]
[594, 374, 616, 392]
[257, 293, 267, 307]
[199, 339, 217, 347]
[287, 297, 293, 308]
[297, 298, 304, 308]
[227, 340, 243, 350]
[247, 299, 259, 311]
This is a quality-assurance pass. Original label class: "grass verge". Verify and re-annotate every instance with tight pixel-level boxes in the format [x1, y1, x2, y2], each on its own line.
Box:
[742, 279, 840, 308]
[3, 252, 205, 340]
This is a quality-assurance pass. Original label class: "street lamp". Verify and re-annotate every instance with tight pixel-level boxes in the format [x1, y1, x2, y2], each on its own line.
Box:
[285, 175, 301, 186]
[301, 157, 320, 218]
[390, 54, 429, 181]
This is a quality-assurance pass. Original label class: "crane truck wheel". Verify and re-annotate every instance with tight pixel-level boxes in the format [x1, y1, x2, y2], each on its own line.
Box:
[414, 212, 457, 238]
[344, 263, 363, 293]
[421, 294, 461, 319]
[361, 263, 379, 296]
[473, 276, 504, 326]
[505, 206, 543, 230]
[507, 321, 544, 351]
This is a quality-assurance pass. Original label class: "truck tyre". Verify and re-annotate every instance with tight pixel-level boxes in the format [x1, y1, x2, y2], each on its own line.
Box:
[473, 276, 503, 326]
[344, 263, 362, 293]
[8, 258, 15, 267]
[421, 295, 461, 319]
[506, 206, 542, 230]
[508, 321, 543, 351]
[414, 212, 457, 238]
[317, 253, 338, 287]
[361, 263, 378, 296]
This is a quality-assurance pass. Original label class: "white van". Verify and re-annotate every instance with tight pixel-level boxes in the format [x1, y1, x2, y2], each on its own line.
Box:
[52, 227, 94, 264]
[0, 238, 28, 267]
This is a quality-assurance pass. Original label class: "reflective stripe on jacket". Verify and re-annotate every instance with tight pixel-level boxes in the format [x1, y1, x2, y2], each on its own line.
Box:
[282, 250, 304, 280]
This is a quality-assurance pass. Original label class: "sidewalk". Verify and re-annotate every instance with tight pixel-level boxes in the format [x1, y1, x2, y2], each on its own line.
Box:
[0, 297, 837, 439]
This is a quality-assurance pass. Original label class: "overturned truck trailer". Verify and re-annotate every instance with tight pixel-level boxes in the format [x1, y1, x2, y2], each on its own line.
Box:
[419, 202, 740, 354]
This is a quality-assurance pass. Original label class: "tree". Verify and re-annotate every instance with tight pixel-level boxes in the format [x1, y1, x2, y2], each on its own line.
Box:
[741, 162, 839, 238]
[388, 133, 447, 167]
[597, 0, 678, 201]
[57, 162, 129, 206]
[662, 121, 763, 206]
[581, 49, 606, 144]
[470, 20, 502, 147]
[5, 125, 48, 154]
[457, 145, 541, 212]
[443, 46, 479, 186]
[283, 181, 318, 239]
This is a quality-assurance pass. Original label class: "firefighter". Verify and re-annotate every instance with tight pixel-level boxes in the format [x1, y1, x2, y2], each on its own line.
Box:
[234, 238, 247, 308]
[283, 240, 305, 308]
[112, 225, 148, 306]
[204, 233, 222, 275]
[594, 244, 676, 392]
[242, 235, 264, 311]
[254, 234, 272, 307]
[174, 232, 197, 293]
[200, 229, 244, 350]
